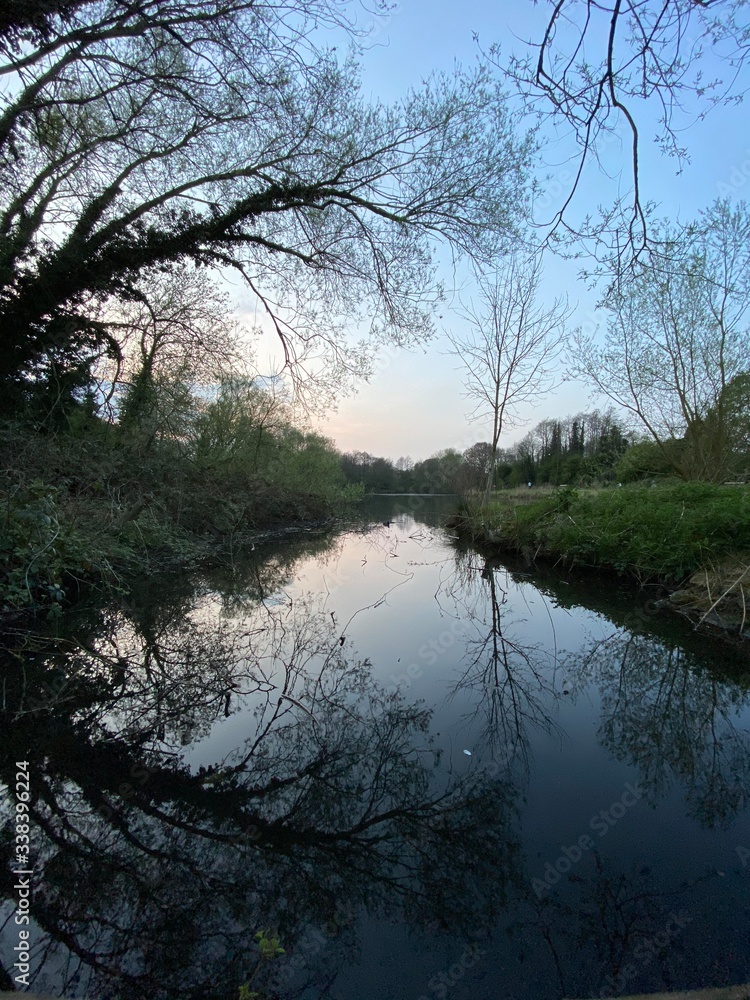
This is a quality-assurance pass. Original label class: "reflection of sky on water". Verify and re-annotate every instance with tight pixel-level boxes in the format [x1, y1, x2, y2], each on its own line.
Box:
[2, 496, 749, 999]
[169, 497, 750, 996]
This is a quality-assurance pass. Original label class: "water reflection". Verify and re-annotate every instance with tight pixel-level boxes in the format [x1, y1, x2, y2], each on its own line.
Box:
[568, 629, 750, 827]
[441, 550, 562, 773]
[1, 501, 749, 1000]
[0, 595, 520, 1000]
[515, 854, 709, 999]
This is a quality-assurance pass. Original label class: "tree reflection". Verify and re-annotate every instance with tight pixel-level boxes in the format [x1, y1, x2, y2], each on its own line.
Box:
[0, 594, 520, 1000]
[513, 854, 710, 1000]
[442, 549, 562, 773]
[568, 629, 750, 827]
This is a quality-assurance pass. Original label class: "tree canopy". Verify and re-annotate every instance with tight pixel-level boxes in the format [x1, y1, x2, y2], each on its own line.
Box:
[572, 200, 750, 480]
[0, 0, 532, 412]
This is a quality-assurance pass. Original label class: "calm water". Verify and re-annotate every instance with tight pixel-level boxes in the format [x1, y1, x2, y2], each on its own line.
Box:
[1, 494, 749, 1000]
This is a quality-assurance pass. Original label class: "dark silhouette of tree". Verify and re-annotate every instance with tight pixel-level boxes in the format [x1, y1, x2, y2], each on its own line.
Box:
[0, 592, 520, 999]
[504, 0, 750, 255]
[441, 549, 562, 773]
[0, 0, 531, 410]
[567, 628, 750, 826]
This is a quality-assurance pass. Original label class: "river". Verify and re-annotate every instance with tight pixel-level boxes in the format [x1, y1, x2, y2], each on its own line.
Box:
[1, 494, 749, 1000]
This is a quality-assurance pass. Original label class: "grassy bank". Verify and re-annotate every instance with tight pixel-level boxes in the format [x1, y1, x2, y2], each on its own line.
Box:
[450, 483, 750, 632]
[0, 421, 360, 615]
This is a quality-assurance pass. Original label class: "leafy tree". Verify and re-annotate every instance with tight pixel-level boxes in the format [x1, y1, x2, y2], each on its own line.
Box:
[190, 377, 287, 472]
[107, 266, 242, 443]
[0, 0, 532, 411]
[411, 449, 465, 494]
[572, 201, 750, 481]
[614, 439, 677, 483]
[704, 371, 750, 479]
[0, 0, 90, 42]
[271, 426, 347, 502]
[340, 451, 399, 492]
[462, 441, 495, 491]
[493, 409, 629, 486]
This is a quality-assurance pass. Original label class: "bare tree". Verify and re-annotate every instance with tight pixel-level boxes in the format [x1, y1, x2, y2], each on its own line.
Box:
[450, 251, 571, 502]
[503, 0, 750, 255]
[571, 199, 750, 480]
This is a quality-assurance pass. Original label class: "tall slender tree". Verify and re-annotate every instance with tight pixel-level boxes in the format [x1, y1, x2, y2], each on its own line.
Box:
[450, 251, 571, 502]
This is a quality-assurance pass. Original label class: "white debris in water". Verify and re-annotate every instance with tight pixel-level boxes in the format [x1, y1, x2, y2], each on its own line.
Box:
[463, 749, 472, 756]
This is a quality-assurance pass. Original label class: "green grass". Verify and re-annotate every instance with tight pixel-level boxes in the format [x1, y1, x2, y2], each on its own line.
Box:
[456, 483, 750, 582]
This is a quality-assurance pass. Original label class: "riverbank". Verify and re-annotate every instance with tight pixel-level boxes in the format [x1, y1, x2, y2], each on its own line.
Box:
[449, 483, 750, 637]
[0, 421, 359, 615]
[571, 986, 750, 1000]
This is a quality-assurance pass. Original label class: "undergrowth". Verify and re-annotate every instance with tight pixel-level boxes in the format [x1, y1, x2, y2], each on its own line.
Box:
[0, 422, 360, 614]
[457, 483, 750, 582]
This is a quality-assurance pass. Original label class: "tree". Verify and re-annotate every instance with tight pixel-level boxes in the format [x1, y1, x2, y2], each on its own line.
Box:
[189, 376, 288, 472]
[572, 200, 750, 481]
[0, 0, 532, 412]
[504, 0, 750, 254]
[1, 594, 520, 997]
[704, 371, 750, 480]
[0, 0, 90, 42]
[450, 251, 571, 502]
[108, 266, 243, 446]
[462, 441, 495, 491]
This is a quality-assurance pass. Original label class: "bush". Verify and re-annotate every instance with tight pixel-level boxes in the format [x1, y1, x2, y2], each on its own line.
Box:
[0, 476, 115, 612]
[0, 393, 360, 611]
[615, 440, 680, 483]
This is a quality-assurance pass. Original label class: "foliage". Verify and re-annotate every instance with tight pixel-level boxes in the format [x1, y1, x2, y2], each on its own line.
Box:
[112, 267, 243, 445]
[614, 440, 678, 484]
[706, 372, 750, 480]
[0, 0, 531, 411]
[340, 448, 467, 495]
[254, 929, 285, 961]
[572, 201, 750, 481]
[488, 408, 630, 488]
[190, 379, 290, 472]
[340, 410, 634, 498]
[0, 382, 359, 611]
[236, 930, 286, 1000]
[460, 483, 750, 583]
[0, 477, 99, 613]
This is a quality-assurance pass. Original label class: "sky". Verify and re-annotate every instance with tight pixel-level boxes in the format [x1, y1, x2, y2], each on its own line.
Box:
[249, 0, 750, 462]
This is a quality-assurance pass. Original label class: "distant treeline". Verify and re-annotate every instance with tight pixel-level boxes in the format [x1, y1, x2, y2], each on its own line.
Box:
[340, 409, 665, 493]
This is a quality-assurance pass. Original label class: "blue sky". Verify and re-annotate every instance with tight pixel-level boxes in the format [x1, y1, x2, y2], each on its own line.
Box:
[265, 1, 750, 460]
